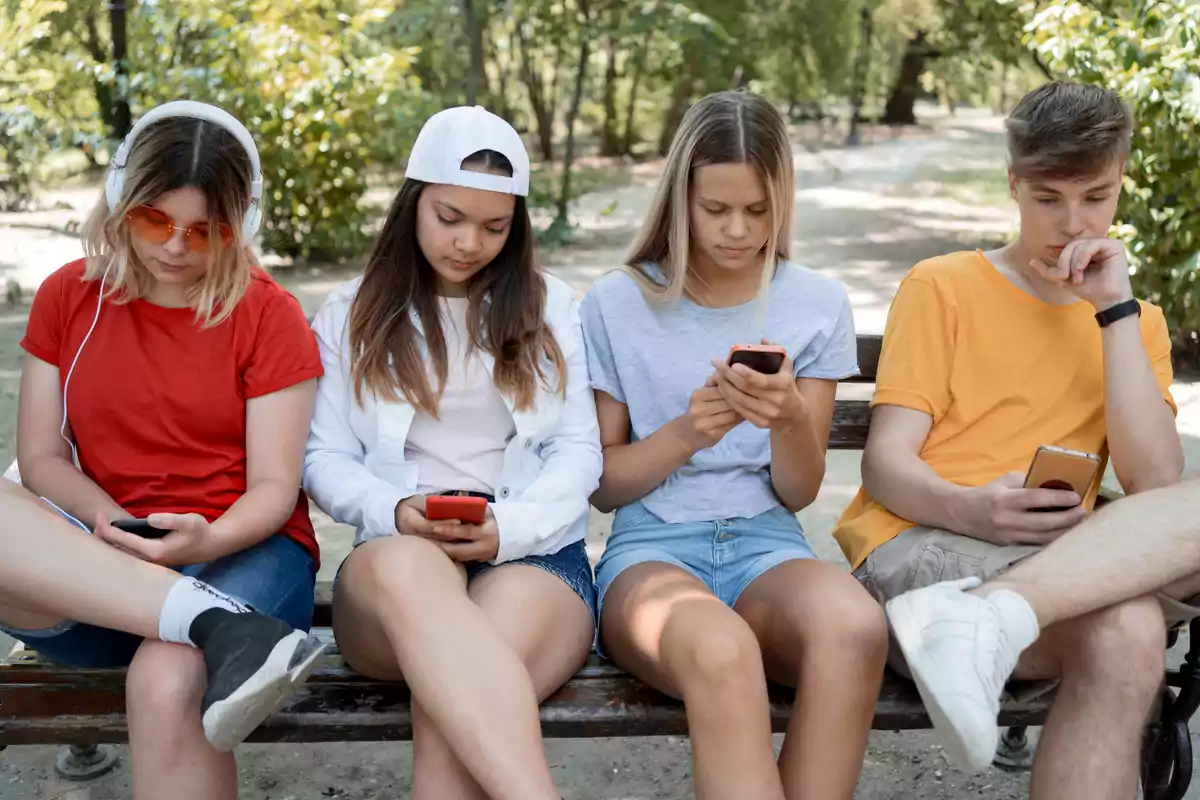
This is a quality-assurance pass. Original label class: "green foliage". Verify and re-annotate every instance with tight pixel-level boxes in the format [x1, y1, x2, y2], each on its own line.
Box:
[1024, 0, 1200, 357]
[0, 0, 66, 210]
[128, 1, 430, 262]
[747, 0, 860, 104]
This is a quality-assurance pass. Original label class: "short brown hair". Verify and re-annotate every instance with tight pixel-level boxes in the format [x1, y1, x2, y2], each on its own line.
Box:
[1006, 82, 1133, 180]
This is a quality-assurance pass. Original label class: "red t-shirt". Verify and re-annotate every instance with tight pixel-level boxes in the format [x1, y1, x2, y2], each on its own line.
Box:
[21, 259, 324, 565]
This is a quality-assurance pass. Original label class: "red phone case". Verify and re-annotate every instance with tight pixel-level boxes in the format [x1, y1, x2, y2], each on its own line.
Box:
[425, 495, 488, 524]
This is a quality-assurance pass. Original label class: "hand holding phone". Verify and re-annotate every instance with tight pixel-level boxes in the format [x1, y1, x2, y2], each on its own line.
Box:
[425, 495, 489, 525]
[712, 341, 803, 430]
[1023, 444, 1101, 512]
[111, 518, 171, 539]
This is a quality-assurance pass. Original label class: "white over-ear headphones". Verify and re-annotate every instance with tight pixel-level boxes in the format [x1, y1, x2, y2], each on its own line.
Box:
[104, 100, 264, 239]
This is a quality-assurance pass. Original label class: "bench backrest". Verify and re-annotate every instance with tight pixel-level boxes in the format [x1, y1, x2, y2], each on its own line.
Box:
[830, 334, 879, 450]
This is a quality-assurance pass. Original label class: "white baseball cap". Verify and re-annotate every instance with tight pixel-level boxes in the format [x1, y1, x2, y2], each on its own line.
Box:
[404, 106, 530, 197]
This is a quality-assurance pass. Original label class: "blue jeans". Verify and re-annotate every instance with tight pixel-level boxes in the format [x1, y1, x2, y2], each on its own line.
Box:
[0, 514, 317, 668]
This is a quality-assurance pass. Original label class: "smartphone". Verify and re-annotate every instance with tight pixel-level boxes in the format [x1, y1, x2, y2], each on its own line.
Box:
[425, 495, 488, 525]
[1024, 445, 1102, 512]
[111, 518, 171, 539]
[727, 344, 787, 374]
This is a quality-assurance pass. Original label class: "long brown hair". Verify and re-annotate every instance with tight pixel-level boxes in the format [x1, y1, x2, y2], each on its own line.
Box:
[347, 150, 565, 416]
[624, 90, 795, 305]
[81, 115, 256, 326]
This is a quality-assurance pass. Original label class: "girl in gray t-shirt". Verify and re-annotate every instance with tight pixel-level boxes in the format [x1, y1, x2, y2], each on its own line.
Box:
[581, 89, 887, 798]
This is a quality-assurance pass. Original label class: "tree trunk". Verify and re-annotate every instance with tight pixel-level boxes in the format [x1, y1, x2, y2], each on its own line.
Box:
[846, 4, 873, 146]
[599, 5, 621, 156]
[78, 6, 122, 142]
[997, 61, 1009, 113]
[557, 0, 592, 225]
[515, 17, 555, 160]
[461, 0, 489, 105]
[620, 30, 650, 156]
[490, 20, 510, 120]
[547, 33, 567, 140]
[657, 62, 696, 157]
[882, 30, 933, 126]
[108, 1, 131, 138]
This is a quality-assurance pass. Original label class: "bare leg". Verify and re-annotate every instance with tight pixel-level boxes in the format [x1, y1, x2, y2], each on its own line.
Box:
[734, 560, 888, 800]
[0, 482, 173, 637]
[126, 641, 238, 800]
[1004, 598, 1165, 800]
[984, 480, 1200, 625]
[331, 535, 560, 800]
[600, 563, 786, 800]
[410, 563, 594, 800]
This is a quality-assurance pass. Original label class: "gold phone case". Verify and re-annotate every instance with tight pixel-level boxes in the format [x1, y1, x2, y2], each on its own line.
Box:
[1024, 444, 1102, 498]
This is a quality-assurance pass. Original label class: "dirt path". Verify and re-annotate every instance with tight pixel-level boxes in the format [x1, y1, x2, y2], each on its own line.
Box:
[1, 112, 1198, 799]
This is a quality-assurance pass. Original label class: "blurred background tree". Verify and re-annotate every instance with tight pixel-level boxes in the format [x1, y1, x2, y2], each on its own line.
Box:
[1, 0, 1196, 356]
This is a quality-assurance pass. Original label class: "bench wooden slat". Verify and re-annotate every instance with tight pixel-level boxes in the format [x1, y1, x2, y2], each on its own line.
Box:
[829, 400, 871, 450]
[0, 650, 1055, 745]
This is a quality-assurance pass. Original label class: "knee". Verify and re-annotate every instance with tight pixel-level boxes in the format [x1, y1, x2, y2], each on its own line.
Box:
[357, 535, 458, 604]
[814, 587, 888, 663]
[126, 641, 206, 731]
[1066, 597, 1165, 689]
[665, 614, 764, 690]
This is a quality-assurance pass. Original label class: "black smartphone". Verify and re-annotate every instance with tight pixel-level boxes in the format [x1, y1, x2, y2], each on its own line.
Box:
[111, 519, 170, 539]
[727, 344, 787, 374]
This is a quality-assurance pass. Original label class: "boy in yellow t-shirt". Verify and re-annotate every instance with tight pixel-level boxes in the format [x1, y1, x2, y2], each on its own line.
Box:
[835, 82, 1190, 793]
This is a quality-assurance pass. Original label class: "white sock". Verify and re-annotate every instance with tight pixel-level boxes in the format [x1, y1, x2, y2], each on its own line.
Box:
[987, 589, 1041, 654]
[158, 577, 250, 646]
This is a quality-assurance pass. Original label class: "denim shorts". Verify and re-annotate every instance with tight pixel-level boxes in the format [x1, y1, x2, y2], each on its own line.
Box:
[595, 500, 817, 616]
[336, 537, 598, 623]
[0, 504, 317, 668]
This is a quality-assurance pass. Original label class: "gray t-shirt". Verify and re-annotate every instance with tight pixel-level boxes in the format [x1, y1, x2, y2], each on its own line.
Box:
[580, 262, 858, 524]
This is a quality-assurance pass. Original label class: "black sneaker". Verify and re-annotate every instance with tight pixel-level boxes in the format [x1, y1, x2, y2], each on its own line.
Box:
[189, 608, 327, 752]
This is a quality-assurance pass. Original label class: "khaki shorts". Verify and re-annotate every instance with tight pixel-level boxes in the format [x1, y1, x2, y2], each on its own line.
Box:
[854, 527, 1200, 678]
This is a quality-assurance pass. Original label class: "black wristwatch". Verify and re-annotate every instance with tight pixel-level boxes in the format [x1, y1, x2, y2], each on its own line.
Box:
[1095, 298, 1141, 327]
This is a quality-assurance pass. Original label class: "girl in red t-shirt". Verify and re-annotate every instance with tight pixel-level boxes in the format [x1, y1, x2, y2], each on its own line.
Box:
[1, 102, 325, 796]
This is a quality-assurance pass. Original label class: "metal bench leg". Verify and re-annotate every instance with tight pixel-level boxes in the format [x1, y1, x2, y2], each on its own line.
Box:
[54, 744, 119, 781]
[1143, 619, 1200, 800]
[993, 725, 1035, 771]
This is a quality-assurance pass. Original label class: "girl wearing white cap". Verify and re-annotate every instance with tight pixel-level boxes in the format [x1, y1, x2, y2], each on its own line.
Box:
[304, 106, 601, 799]
[581, 90, 886, 798]
[4, 101, 328, 797]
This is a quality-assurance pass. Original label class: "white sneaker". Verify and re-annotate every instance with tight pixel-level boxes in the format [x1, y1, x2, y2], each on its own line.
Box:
[885, 577, 1039, 773]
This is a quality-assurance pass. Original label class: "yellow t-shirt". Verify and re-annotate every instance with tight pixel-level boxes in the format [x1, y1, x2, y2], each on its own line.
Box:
[833, 250, 1176, 570]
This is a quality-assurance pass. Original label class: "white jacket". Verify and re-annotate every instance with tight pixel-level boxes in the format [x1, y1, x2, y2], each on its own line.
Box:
[302, 273, 602, 564]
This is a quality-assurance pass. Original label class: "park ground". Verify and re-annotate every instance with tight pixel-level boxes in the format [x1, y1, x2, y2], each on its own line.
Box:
[1, 109, 1198, 798]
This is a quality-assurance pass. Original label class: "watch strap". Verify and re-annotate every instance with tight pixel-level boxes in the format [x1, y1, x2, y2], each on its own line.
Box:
[1095, 298, 1141, 327]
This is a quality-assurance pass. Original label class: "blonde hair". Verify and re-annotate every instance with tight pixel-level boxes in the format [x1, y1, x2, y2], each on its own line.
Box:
[80, 115, 257, 326]
[624, 90, 795, 305]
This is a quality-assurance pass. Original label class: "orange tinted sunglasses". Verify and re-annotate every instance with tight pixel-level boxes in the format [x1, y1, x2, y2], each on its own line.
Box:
[125, 205, 234, 254]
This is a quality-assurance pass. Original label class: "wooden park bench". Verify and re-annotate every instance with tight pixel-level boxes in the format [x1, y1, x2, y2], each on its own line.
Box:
[2, 334, 1198, 797]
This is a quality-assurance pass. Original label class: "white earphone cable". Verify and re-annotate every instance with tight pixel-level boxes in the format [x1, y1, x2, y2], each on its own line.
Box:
[59, 264, 110, 464]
